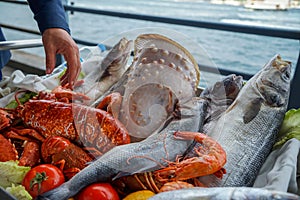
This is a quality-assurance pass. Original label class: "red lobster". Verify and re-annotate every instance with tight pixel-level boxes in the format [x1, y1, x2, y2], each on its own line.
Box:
[2, 86, 131, 158]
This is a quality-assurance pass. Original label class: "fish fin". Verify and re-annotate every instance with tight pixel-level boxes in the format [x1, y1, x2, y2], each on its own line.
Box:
[112, 171, 132, 180]
[225, 99, 238, 113]
[208, 109, 226, 122]
[243, 98, 263, 124]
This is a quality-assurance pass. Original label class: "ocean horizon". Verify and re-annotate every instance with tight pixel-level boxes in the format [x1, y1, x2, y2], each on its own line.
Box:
[0, 0, 299, 86]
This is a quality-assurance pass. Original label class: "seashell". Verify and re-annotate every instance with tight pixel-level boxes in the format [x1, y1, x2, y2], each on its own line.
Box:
[134, 34, 200, 89]
[119, 63, 194, 138]
[98, 34, 201, 139]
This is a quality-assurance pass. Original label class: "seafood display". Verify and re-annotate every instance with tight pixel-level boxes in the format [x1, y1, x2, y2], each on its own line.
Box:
[111, 75, 244, 195]
[36, 96, 207, 199]
[0, 31, 296, 200]
[201, 54, 292, 187]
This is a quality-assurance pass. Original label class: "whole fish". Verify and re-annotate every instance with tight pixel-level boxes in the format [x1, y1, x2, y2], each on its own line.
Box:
[200, 74, 243, 134]
[148, 187, 299, 200]
[201, 54, 292, 187]
[184, 74, 243, 159]
[36, 97, 208, 200]
[75, 37, 133, 103]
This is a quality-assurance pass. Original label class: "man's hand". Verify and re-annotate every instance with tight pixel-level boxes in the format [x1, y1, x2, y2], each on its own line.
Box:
[42, 28, 81, 89]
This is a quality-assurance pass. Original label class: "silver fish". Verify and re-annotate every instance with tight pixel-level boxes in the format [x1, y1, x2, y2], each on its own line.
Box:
[201, 54, 292, 187]
[148, 187, 299, 200]
[75, 37, 133, 103]
[36, 97, 208, 200]
[184, 74, 243, 158]
[200, 74, 243, 134]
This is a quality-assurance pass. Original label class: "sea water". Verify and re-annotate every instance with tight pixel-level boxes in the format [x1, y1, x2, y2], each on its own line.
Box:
[0, 0, 299, 85]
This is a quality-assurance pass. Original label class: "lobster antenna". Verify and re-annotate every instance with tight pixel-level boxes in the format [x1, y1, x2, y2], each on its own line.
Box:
[14, 90, 28, 106]
[0, 90, 28, 112]
[0, 107, 14, 112]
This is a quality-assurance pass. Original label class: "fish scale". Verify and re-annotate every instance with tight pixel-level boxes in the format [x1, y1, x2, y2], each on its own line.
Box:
[213, 106, 285, 186]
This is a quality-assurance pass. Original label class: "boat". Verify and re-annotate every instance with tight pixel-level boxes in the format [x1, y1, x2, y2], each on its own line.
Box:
[244, 0, 290, 10]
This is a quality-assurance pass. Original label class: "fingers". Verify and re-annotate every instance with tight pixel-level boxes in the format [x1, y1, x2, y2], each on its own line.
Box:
[45, 53, 56, 74]
[60, 68, 68, 86]
[43, 35, 56, 75]
[62, 48, 81, 89]
[42, 28, 81, 89]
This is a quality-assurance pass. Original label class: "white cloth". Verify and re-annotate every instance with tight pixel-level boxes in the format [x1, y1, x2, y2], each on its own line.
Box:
[0, 46, 105, 108]
[5, 70, 46, 92]
[253, 138, 300, 195]
[0, 66, 65, 107]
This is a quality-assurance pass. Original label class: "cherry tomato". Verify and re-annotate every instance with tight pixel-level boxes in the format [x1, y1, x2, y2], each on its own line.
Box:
[22, 164, 65, 198]
[75, 183, 120, 200]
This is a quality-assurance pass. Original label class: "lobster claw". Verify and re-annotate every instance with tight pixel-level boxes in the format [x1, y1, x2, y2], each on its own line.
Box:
[41, 136, 93, 179]
[0, 134, 18, 162]
[0, 110, 13, 131]
[51, 85, 91, 102]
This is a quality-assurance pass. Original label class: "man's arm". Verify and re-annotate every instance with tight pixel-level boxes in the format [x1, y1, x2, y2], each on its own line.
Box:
[27, 0, 70, 34]
[27, 0, 81, 88]
[0, 28, 12, 80]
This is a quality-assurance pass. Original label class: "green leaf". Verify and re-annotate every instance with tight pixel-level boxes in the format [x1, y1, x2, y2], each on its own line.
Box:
[274, 129, 300, 149]
[6, 184, 32, 200]
[0, 161, 31, 188]
[278, 108, 300, 137]
[274, 108, 300, 149]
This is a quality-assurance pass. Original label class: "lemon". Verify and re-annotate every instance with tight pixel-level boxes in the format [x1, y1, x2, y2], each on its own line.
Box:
[123, 190, 155, 200]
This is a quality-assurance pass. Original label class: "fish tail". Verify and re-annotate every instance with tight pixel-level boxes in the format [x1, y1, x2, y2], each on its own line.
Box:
[36, 183, 71, 200]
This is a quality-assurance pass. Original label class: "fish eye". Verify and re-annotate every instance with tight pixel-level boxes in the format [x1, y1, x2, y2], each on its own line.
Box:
[280, 65, 291, 80]
[285, 70, 290, 79]
[215, 82, 221, 88]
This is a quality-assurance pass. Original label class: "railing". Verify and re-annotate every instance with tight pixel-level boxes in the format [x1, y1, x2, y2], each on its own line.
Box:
[0, 0, 299, 109]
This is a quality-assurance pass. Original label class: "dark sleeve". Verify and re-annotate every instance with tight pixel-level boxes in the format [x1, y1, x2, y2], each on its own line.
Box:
[0, 28, 12, 77]
[27, 0, 70, 34]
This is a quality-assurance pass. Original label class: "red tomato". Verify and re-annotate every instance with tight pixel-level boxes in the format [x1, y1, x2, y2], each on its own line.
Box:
[75, 183, 120, 200]
[22, 164, 65, 198]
